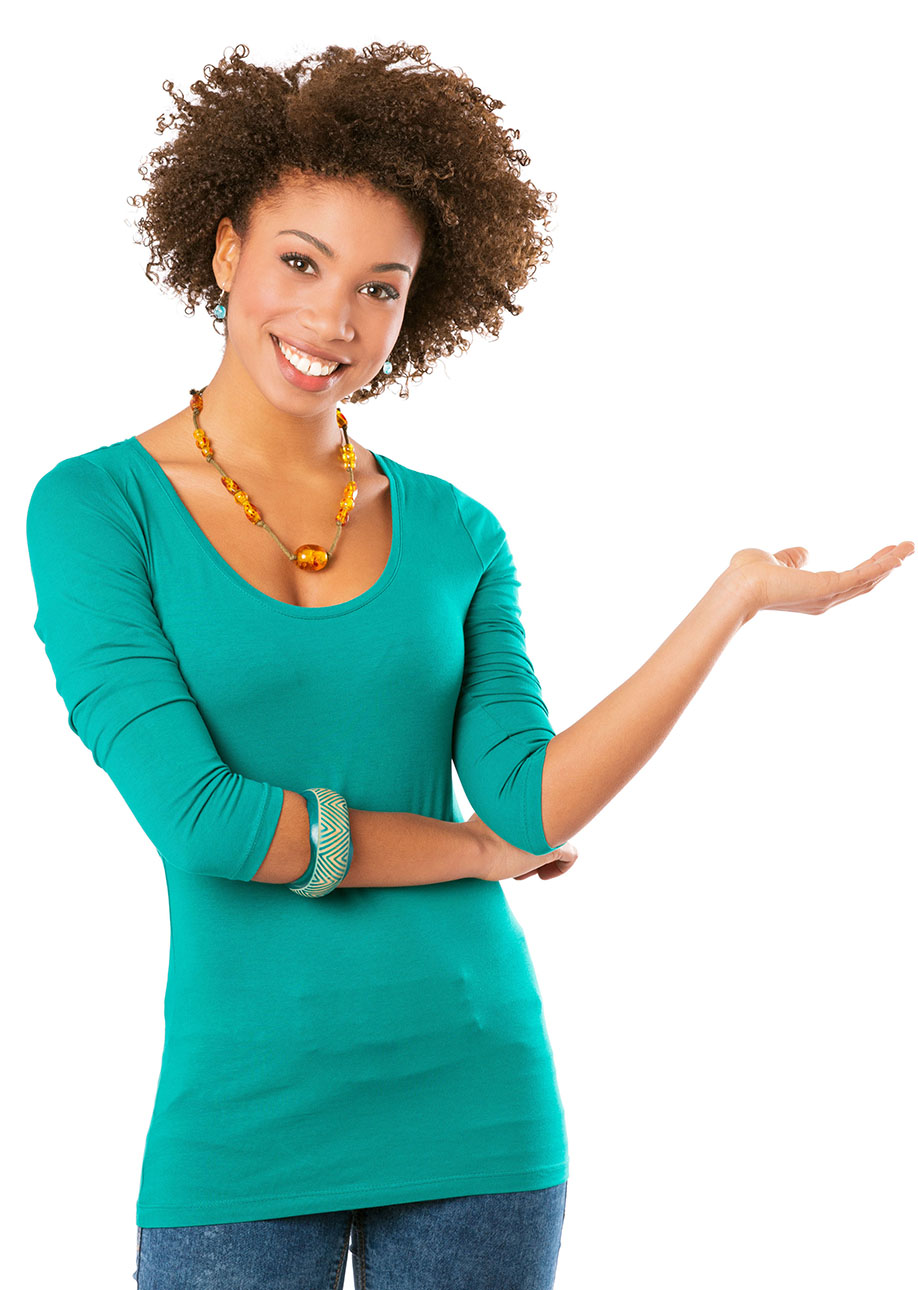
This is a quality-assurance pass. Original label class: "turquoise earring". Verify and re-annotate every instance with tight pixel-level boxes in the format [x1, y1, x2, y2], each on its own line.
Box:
[382, 357, 393, 375]
[214, 289, 227, 320]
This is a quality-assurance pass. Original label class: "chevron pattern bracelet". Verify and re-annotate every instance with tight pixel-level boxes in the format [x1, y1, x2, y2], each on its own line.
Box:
[288, 788, 354, 897]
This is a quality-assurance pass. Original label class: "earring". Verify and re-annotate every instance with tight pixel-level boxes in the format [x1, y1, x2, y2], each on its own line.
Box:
[214, 289, 228, 320]
[382, 357, 393, 375]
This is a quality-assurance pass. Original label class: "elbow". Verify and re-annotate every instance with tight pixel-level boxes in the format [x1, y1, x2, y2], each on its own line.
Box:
[158, 841, 255, 882]
[538, 738, 566, 853]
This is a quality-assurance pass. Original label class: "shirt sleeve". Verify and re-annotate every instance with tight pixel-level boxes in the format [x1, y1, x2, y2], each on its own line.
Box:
[450, 489, 558, 857]
[26, 455, 285, 882]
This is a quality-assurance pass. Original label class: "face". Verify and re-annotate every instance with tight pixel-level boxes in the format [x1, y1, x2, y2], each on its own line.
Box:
[213, 173, 425, 415]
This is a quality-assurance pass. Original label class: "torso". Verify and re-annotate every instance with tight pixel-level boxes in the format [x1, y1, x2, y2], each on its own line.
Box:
[135, 412, 392, 610]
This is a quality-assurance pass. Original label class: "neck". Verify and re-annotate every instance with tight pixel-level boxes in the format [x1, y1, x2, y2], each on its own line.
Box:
[196, 348, 348, 480]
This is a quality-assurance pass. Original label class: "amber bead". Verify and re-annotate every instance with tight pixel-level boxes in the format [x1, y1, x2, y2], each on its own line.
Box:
[190, 392, 204, 414]
[295, 544, 329, 571]
[243, 504, 261, 522]
[336, 408, 348, 430]
[340, 497, 354, 512]
[221, 476, 237, 493]
[336, 510, 350, 525]
[234, 491, 249, 506]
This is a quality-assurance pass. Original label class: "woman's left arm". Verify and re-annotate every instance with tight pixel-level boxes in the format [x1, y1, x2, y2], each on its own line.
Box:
[539, 542, 914, 851]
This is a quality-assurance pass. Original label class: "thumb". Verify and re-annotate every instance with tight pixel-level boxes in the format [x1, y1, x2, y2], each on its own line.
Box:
[774, 546, 808, 568]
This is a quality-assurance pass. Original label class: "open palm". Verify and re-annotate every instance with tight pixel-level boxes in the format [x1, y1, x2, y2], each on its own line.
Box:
[728, 541, 914, 617]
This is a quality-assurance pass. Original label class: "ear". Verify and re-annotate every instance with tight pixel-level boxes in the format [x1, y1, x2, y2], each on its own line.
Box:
[212, 217, 241, 291]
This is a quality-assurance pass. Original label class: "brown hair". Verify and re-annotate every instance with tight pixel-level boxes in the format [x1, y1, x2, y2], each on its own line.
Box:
[131, 42, 554, 401]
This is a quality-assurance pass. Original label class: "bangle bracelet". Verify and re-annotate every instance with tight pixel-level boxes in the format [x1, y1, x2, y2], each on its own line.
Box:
[288, 788, 353, 897]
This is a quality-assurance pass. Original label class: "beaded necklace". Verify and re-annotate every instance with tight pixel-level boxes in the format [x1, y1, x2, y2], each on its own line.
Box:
[188, 387, 357, 572]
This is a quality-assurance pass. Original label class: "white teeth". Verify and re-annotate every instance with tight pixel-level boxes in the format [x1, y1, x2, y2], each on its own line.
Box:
[277, 340, 340, 377]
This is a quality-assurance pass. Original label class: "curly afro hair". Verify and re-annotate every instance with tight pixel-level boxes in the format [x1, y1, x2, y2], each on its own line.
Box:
[130, 41, 554, 401]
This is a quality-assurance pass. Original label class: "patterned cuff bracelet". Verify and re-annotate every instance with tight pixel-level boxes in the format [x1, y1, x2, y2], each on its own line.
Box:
[288, 787, 354, 897]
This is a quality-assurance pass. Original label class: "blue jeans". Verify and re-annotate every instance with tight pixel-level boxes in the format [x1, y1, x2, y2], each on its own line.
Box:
[134, 1182, 568, 1288]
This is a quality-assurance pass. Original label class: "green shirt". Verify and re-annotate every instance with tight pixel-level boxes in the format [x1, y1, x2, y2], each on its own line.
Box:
[26, 435, 569, 1228]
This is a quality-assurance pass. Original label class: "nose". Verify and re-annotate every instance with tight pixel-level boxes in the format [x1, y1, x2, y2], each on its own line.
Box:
[295, 288, 356, 345]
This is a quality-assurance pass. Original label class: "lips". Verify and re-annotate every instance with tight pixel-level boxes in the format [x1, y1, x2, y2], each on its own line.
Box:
[271, 334, 350, 392]
[271, 335, 350, 375]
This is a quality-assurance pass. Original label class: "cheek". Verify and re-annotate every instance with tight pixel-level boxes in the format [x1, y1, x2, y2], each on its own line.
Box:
[232, 266, 296, 325]
[383, 302, 409, 347]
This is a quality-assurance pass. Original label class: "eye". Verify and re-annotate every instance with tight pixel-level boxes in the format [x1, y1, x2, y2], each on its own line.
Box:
[361, 282, 400, 302]
[279, 252, 400, 301]
[280, 252, 316, 274]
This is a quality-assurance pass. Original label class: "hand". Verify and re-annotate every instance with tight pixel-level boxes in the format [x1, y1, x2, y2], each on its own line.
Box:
[464, 812, 579, 883]
[723, 541, 914, 620]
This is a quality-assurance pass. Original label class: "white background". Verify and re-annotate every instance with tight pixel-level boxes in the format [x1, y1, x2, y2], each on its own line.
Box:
[7, 2, 916, 1287]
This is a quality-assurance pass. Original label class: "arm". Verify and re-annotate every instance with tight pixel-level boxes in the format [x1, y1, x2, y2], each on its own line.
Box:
[253, 792, 488, 886]
[541, 570, 750, 848]
[449, 493, 560, 858]
[26, 456, 540, 889]
[539, 542, 913, 850]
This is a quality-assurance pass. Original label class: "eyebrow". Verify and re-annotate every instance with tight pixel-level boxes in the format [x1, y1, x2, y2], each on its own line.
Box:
[277, 229, 412, 278]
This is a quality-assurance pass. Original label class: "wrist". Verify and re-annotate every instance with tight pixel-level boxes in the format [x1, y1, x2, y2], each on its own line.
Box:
[710, 567, 761, 625]
[462, 814, 497, 882]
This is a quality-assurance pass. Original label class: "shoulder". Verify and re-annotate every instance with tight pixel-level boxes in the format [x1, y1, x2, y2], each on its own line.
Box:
[26, 438, 145, 547]
[29, 438, 140, 498]
[375, 451, 507, 567]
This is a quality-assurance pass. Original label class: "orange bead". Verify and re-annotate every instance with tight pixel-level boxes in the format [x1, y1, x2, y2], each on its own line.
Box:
[336, 510, 350, 525]
[221, 476, 237, 493]
[243, 504, 261, 522]
[336, 408, 348, 430]
[295, 544, 329, 571]
[234, 491, 249, 505]
[190, 392, 204, 413]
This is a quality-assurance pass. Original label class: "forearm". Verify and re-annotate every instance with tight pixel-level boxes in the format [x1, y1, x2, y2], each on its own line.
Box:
[252, 792, 486, 887]
[541, 569, 755, 847]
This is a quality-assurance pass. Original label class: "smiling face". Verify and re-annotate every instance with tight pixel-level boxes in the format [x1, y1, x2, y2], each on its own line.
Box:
[212, 172, 425, 416]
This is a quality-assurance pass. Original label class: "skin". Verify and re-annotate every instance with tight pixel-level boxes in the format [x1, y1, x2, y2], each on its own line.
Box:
[135, 172, 425, 613]
[205, 171, 425, 474]
[138, 170, 914, 887]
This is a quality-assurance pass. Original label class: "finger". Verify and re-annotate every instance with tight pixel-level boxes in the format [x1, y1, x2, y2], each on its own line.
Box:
[860, 544, 911, 569]
[819, 547, 903, 598]
[774, 546, 808, 567]
[826, 569, 893, 607]
[843, 553, 903, 588]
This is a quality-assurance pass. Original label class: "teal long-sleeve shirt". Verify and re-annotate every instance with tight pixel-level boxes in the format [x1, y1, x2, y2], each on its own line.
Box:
[26, 435, 569, 1227]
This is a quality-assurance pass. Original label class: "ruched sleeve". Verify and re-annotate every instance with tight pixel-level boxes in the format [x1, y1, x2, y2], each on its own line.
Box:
[26, 455, 285, 881]
[450, 488, 559, 857]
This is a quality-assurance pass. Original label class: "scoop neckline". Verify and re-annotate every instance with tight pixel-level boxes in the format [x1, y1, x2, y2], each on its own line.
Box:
[127, 435, 402, 618]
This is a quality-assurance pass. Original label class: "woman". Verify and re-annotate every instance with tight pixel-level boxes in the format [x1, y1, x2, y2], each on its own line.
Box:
[25, 42, 912, 1290]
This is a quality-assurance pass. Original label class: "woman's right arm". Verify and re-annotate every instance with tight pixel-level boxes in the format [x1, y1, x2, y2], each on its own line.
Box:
[251, 793, 576, 886]
[26, 456, 568, 891]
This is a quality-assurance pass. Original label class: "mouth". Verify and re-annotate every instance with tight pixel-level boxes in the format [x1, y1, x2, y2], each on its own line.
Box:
[271, 335, 352, 393]
[271, 335, 348, 377]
